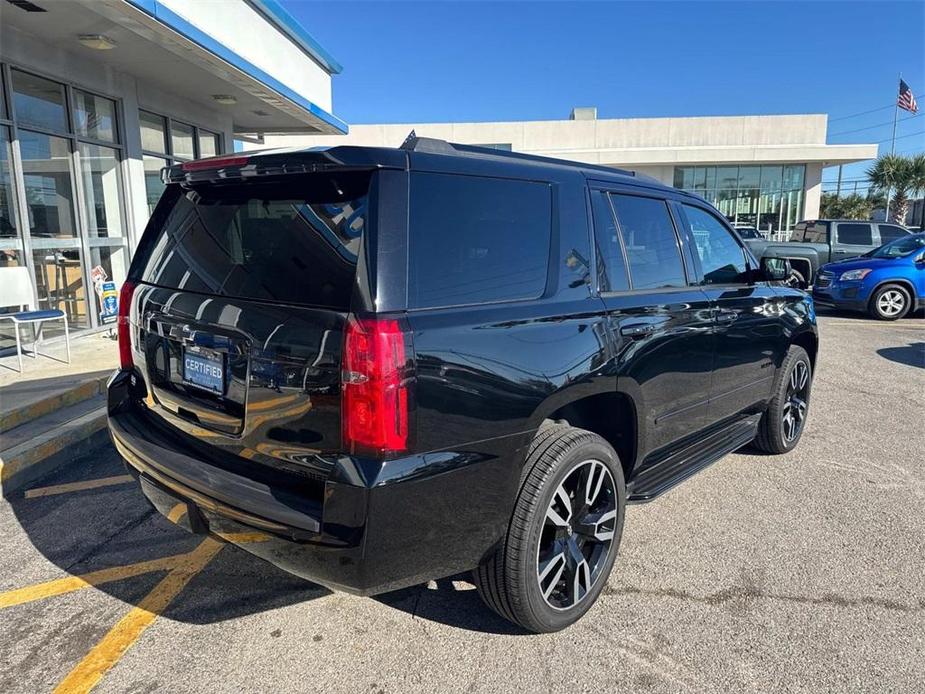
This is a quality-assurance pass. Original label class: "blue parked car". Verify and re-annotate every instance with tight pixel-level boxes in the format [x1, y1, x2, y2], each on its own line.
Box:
[813, 232, 925, 320]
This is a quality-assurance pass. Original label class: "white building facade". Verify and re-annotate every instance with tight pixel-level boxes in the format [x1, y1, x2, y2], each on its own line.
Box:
[257, 108, 877, 235]
[1, 0, 345, 336]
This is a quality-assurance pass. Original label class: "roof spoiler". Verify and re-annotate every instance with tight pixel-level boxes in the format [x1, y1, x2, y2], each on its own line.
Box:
[400, 130, 636, 177]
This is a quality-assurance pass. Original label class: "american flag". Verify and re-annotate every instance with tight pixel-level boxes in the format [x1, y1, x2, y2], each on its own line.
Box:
[897, 79, 918, 113]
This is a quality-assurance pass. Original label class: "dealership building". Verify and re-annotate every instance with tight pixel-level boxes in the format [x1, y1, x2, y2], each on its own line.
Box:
[258, 107, 877, 235]
[0, 0, 345, 339]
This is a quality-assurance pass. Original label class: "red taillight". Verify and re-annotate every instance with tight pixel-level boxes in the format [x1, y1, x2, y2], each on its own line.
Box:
[118, 281, 136, 369]
[342, 316, 409, 456]
[181, 155, 249, 172]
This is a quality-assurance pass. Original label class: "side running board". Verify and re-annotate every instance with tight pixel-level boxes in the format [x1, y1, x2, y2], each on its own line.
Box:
[627, 414, 761, 503]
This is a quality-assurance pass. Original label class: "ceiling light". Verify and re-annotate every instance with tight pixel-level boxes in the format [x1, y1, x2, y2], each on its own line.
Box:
[78, 34, 117, 50]
[211, 94, 237, 105]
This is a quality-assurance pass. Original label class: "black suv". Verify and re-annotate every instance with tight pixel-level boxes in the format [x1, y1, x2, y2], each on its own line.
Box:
[108, 138, 818, 632]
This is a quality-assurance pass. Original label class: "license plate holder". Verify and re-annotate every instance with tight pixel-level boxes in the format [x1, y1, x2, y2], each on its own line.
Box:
[182, 347, 225, 394]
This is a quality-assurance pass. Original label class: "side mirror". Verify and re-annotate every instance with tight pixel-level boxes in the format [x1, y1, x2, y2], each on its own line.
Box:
[760, 256, 791, 282]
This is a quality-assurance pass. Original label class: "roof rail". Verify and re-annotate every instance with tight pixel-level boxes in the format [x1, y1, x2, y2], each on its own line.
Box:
[399, 131, 636, 178]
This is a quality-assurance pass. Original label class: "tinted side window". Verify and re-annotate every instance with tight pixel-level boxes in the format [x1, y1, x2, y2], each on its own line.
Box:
[836, 223, 873, 245]
[610, 194, 686, 289]
[879, 224, 909, 243]
[682, 204, 748, 284]
[791, 223, 807, 242]
[408, 173, 551, 309]
[590, 191, 629, 292]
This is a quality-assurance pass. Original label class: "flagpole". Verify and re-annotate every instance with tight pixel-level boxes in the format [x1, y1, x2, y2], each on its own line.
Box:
[885, 73, 900, 221]
[890, 73, 901, 154]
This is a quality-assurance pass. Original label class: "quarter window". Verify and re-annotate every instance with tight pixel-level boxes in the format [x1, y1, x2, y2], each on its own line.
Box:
[610, 194, 686, 290]
[682, 204, 748, 285]
[590, 191, 629, 292]
[408, 173, 551, 308]
[836, 223, 873, 246]
[878, 224, 909, 243]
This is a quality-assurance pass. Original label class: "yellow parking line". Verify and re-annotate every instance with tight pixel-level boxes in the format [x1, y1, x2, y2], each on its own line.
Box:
[0, 554, 184, 610]
[166, 503, 187, 524]
[24, 475, 134, 499]
[54, 538, 225, 694]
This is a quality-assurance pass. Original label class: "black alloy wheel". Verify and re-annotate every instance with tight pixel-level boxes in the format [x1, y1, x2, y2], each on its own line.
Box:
[781, 360, 809, 444]
[753, 345, 813, 454]
[537, 459, 617, 610]
[472, 425, 626, 632]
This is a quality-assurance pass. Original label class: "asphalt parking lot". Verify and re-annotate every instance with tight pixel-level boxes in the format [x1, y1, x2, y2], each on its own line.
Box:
[1, 311, 923, 693]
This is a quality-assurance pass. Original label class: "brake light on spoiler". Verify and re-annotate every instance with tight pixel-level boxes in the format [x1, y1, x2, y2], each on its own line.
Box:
[181, 155, 250, 172]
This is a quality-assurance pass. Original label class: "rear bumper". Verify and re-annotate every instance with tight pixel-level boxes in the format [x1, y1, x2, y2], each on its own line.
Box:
[107, 370, 522, 595]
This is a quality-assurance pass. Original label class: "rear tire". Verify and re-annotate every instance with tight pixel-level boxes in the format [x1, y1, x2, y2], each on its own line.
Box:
[754, 345, 812, 454]
[868, 284, 911, 321]
[472, 425, 626, 633]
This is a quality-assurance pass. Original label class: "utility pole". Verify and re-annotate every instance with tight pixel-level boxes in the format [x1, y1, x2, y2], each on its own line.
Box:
[836, 165, 843, 196]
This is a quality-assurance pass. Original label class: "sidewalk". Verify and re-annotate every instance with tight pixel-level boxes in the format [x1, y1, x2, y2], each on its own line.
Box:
[0, 331, 118, 494]
[0, 331, 118, 418]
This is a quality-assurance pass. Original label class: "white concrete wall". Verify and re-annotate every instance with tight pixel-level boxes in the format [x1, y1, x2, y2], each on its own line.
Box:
[158, 0, 333, 112]
[803, 163, 824, 220]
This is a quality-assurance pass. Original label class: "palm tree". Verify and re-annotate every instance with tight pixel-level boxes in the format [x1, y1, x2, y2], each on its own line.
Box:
[866, 154, 918, 225]
[910, 153, 925, 230]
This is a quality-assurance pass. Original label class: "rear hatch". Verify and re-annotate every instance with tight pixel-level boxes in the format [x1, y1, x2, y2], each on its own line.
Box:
[128, 170, 372, 480]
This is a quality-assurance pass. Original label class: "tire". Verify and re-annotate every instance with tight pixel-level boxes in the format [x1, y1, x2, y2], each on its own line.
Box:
[472, 425, 626, 633]
[753, 345, 812, 454]
[868, 284, 911, 321]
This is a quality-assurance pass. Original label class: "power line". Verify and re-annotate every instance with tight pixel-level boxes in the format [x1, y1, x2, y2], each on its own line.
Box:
[874, 129, 924, 144]
[827, 94, 924, 123]
[829, 112, 922, 137]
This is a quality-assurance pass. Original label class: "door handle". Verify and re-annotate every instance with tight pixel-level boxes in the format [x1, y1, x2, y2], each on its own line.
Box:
[620, 322, 657, 338]
[715, 309, 737, 323]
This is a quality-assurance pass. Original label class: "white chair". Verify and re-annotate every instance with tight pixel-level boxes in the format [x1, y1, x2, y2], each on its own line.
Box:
[0, 266, 71, 373]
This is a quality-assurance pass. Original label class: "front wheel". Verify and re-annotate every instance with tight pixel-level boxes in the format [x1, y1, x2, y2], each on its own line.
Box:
[753, 345, 812, 454]
[869, 284, 911, 321]
[472, 425, 626, 632]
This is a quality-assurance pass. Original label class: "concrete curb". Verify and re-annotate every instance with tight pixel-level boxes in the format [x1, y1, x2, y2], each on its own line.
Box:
[0, 376, 108, 434]
[0, 407, 110, 496]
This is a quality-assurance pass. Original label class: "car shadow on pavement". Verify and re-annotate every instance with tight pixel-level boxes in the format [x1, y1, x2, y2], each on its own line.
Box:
[876, 342, 925, 369]
[5, 442, 330, 624]
[376, 578, 529, 635]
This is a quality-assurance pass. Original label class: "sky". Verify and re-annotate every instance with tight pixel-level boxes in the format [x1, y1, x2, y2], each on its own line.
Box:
[284, 1, 925, 189]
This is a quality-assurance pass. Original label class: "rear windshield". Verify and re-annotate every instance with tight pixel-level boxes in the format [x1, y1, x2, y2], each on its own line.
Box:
[134, 173, 371, 309]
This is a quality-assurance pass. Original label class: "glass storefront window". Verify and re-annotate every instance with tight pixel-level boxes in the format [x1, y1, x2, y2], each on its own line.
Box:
[783, 165, 804, 191]
[760, 166, 782, 193]
[674, 164, 806, 233]
[198, 130, 220, 158]
[170, 121, 195, 160]
[140, 110, 168, 153]
[19, 131, 78, 239]
[74, 90, 117, 143]
[143, 155, 168, 215]
[11, 70, 68, 132]
[1, 127, 19, 241]
[79, 143, 125, 239]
